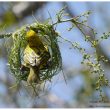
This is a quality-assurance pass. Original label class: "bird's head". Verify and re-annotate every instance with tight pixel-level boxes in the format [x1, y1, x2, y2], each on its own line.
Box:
[25, 27, 38, 47]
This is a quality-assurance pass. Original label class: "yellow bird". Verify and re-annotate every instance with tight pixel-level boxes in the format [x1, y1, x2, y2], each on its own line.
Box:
[21, 29, 50, 84]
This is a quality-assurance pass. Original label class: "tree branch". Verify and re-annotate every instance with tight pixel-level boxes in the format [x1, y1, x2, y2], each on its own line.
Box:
[62, 2, 110, 66]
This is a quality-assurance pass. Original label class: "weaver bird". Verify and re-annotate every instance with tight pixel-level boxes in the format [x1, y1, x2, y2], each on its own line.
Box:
[21, 28, 51, 84]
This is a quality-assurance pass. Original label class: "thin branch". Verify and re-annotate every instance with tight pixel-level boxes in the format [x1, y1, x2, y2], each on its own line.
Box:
[0, 33, 12, 39]
[62, 2, 110, 66]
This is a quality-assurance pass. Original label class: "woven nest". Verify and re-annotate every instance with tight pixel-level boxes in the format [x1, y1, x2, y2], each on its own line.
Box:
[8, 22, 62, 83]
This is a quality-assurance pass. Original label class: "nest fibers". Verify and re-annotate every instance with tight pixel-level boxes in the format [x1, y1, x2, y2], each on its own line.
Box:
[8, 22, 62, 84]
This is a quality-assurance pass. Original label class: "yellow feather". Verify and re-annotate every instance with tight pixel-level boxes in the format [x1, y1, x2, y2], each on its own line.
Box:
[23, 29, 50, 84]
